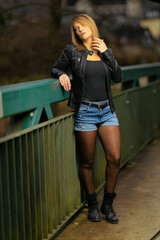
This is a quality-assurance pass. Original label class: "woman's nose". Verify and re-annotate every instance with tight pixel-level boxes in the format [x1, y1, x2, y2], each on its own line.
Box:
[79, 26, 83, 32]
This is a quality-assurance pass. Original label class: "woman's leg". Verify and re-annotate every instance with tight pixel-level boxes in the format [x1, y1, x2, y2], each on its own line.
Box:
[75, 130, 97, 195]
[98, 125, 120, 223]
[98, 125, 121, 193]
[75, 130, 101, 222]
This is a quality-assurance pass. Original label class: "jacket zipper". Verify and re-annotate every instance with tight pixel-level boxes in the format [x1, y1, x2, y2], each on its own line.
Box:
[79, 50, 88, 107]
[101, 60, 112, 107]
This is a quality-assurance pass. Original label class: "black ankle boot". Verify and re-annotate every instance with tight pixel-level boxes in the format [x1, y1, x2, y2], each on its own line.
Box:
[101, 192, 119, 224]
[86, 193, 101, 222]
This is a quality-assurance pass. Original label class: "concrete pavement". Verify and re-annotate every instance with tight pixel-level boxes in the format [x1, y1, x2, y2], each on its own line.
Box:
[55, 136, 160, 240]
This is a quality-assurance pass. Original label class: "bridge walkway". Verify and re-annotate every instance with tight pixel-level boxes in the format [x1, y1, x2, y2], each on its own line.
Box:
[55, 135, 160, 240]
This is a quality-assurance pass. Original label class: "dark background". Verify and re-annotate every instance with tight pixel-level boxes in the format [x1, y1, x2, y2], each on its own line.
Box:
[0, 0, 160, 86]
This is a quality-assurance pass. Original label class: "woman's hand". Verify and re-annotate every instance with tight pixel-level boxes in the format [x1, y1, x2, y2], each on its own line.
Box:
[59, 74, 71, 91]
[92, 38, 108, 53]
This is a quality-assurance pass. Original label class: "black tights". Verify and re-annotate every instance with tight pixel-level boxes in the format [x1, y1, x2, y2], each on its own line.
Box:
[76, 126, 121, 195]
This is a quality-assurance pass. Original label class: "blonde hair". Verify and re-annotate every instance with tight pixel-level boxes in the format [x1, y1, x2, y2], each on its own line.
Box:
[71, 14, 99, 51]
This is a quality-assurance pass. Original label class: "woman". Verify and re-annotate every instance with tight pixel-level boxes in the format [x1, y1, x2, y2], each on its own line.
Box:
[51, 14, 122, 224]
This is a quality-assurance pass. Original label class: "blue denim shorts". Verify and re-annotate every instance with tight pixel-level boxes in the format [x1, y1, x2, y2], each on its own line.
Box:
[75, 100, 119, 132]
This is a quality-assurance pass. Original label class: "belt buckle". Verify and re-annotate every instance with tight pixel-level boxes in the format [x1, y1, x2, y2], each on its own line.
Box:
[98, 103, 102, 109]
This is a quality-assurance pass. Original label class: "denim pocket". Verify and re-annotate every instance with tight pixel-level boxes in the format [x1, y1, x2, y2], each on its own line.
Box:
[78, 103, 90, 113]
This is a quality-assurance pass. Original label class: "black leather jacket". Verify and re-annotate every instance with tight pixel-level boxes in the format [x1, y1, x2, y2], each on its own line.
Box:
[51, 44, 122, 112]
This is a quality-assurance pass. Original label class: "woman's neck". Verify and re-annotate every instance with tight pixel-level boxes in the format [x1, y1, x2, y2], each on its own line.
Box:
[83, 39, 93, 51]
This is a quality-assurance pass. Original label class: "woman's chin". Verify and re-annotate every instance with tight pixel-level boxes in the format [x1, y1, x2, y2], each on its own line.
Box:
[81, 36, 92, 42]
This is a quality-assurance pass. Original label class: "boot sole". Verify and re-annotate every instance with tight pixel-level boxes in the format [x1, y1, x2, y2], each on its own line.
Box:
[88, 217, 101, 222]
[105, 218, 119, 224]
[101, 208, 119, 224]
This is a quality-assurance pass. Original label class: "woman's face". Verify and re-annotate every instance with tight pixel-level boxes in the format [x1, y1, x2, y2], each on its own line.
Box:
[73, 21, 93, 42]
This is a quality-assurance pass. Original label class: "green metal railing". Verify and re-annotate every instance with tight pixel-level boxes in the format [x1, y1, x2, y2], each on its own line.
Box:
[0, 62, 160, 240]
[0, 62, 160, 133]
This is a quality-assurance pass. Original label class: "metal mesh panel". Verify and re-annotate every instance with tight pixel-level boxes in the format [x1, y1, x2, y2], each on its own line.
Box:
[115, 81, 160, 166]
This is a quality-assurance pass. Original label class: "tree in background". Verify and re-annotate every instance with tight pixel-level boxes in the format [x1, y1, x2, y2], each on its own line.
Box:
[0, 0, 63, 85]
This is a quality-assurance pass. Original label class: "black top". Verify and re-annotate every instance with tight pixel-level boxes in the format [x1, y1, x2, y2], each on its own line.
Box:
[83, 60, 109, 101]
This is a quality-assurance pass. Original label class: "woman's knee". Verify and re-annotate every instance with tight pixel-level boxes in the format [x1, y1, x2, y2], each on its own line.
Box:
[80, 158, 94, 169]
[107, 153, 120, 167]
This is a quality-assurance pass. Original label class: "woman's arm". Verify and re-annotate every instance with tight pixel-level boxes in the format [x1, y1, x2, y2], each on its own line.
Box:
[51, 47, 71, 78]
[102, 48, 122, 83]
[51, 46, 71, 91]
[92, 38, 122, 83]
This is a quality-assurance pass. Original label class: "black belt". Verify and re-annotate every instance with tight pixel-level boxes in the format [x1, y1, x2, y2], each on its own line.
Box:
[82, 101, 109, 109]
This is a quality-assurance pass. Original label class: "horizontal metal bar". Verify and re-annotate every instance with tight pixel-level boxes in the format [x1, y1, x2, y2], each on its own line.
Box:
[0, 79, 69, 118]
[121, 62, 160, 82]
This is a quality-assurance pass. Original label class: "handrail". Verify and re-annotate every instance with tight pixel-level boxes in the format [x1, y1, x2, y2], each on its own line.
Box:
[0, 79, 69, 120]
[0, 62, 160, 134]
[122, 62, 160, 81]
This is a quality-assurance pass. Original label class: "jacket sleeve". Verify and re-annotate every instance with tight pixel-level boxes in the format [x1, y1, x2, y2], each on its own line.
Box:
[51, 46, 71, 79]
[102, 48, 122, 83]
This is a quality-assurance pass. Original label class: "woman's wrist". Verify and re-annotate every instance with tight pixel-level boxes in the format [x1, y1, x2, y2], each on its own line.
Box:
[101, 47, 108, 53]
